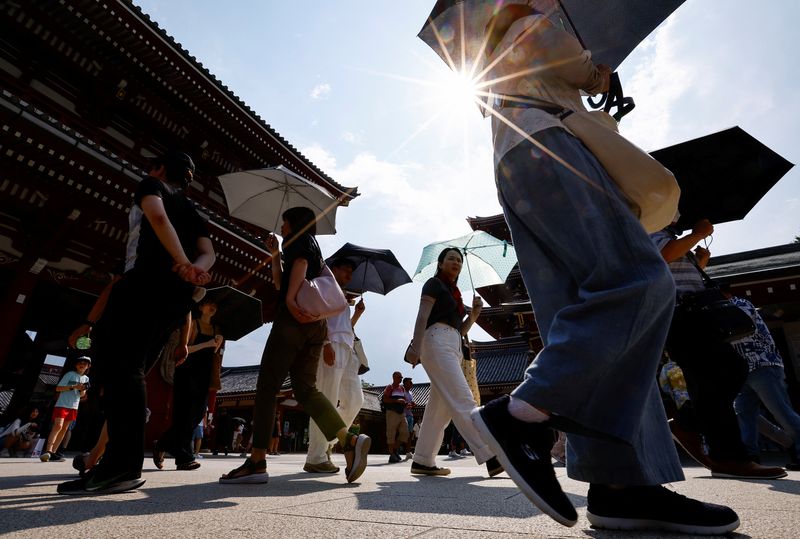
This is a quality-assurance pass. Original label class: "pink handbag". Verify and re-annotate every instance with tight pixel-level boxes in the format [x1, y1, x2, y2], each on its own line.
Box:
[296, 264, 348, 320]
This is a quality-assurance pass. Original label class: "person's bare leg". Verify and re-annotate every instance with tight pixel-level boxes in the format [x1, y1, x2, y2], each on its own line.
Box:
[45, 418, 65, 453]
[84, 422, 109, 470]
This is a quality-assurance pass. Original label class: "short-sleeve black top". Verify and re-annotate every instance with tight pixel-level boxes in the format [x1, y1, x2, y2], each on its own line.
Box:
[280, 233, 322, 303]
[131, 177, 209, 280]
[421, 277, 463, 330]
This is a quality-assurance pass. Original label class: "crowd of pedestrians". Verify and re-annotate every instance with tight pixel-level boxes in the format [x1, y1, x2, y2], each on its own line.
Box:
[4, 4, 800, 537]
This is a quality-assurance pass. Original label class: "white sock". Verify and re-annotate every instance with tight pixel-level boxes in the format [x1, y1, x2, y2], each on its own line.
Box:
[508, 396, 550, 423]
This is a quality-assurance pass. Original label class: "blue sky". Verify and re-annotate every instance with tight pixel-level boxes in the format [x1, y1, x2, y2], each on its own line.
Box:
[135, 0, 799, 385]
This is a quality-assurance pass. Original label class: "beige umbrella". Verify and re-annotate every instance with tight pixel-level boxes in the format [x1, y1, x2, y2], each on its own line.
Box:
[218, 166, 340, 235]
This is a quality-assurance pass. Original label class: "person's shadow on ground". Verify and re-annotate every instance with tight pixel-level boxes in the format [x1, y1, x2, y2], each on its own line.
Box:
[0, 469, 349, 535]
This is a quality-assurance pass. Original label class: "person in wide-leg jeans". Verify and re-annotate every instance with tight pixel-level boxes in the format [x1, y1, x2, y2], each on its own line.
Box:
[495, 127, 683, 485]
[413, 323, 493, 468]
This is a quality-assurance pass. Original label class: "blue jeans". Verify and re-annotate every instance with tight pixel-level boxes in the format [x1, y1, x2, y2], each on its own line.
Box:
[495, 128, 683, 485]
[734, 366, 800, 460]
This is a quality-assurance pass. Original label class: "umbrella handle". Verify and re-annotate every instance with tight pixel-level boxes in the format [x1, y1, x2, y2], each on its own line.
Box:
[462, 248, 475, 295]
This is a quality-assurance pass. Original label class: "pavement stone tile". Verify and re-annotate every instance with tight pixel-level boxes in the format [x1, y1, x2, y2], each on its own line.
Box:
[1, 453, 799, 538]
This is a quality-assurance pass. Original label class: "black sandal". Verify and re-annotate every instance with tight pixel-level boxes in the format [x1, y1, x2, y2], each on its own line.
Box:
[219, 458, 268, 484]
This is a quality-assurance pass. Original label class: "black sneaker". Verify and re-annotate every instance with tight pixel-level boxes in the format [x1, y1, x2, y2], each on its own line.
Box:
[586, 484, 740, 534]
[471, 395, 577, 527]
[388, 452, 401, 464]
[51, 452, 66, 462]
[410, 462, 451, 476]
[786, 461, 800, 472]
[486, 456, 504, 477]
[59, 470, 145, 495]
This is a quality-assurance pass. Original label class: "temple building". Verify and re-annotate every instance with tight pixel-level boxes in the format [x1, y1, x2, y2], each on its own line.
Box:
[0, 1, 357, 445]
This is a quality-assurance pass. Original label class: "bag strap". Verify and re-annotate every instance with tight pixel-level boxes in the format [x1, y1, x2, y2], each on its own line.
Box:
[310, 235, 326, 276]
[493, 94, 565, 115]
[686, 251, 717, 289]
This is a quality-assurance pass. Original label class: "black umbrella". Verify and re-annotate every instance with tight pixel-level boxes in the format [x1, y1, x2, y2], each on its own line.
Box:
[418, 0, 685, 72]
[650, 127, 794, 231]
[202, 286, 263, 341]
[326, 243, 412, 296]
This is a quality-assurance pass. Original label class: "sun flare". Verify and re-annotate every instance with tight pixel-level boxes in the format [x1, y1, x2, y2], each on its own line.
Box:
[430, 69, 481, 115]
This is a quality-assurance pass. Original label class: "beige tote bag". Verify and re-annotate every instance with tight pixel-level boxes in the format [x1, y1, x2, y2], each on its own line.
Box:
[560, 109, 680, 233]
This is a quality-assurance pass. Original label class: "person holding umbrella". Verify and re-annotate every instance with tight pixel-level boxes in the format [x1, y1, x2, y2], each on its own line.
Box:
[420, 3, 742, 534]
[406, 247, 502, 478]
[303, 257, 367, 474]
[220, 207, 370, 485]
[154, 299, 224, 471]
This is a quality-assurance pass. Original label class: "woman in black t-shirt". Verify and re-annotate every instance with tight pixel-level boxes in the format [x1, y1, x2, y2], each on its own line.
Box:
[220, 206, 371, 485]
[405, 247, 502, 477]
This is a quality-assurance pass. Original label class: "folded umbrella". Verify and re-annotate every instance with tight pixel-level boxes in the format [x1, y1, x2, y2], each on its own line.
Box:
[326, 243, 412, 295]
[202, 286, 263, 341]
[650, 127, 794, 231]
[218, 166, 340, 235]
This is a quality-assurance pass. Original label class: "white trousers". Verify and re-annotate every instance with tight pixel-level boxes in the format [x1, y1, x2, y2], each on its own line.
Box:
[306, 341, 364, 464]
[414, 324, 492, 467]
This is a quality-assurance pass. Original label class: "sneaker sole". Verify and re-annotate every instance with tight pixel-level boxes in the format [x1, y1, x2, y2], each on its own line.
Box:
[411, 468, 451, 476]
[471, 408, 577, 527]
[85, 478, 146, 494]
[710, 470, 787, 479]
[586, 512, 740, 534]
[347, 436, 371, 483]
[219, 472, 269, 484]
[303, 464, 340, 473]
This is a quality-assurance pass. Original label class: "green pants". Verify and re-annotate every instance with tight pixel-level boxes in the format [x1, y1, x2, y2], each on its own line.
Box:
[251, 304, 345, 449]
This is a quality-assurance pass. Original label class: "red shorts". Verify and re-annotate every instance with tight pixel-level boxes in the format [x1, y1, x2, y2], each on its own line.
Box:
[52, 407, 78, 422]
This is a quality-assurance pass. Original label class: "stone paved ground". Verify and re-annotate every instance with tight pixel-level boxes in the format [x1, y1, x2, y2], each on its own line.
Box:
[1, 452, 799, 538]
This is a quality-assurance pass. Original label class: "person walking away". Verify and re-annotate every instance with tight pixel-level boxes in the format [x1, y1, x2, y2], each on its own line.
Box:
[153, 300, 223, 471]
[57, 151, 215, 495]
[220, 207, 370, 485]
[652, 220, 785, 479]
[303, 257, 366, 474]
[723, 287, 800, 470]
[41, 356, 90, 462]
[406, 247, 502, 477]
[468, 4, 739, 534]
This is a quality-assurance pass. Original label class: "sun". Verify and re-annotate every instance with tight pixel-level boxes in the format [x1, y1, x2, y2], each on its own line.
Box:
[430, 69, 481, 116]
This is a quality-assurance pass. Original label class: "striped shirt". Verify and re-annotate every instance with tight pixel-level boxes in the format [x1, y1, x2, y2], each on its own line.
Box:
[650, 229, 705, 296]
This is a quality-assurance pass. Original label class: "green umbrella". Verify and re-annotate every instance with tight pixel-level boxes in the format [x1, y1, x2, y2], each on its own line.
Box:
[412, 230, 517, 292]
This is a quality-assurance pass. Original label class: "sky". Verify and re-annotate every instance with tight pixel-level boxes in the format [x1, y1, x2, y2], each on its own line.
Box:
[134, 0, 799, 386]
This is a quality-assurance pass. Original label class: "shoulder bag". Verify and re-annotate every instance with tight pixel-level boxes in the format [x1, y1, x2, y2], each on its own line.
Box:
[496, 96, 680, 233]
[296, 263, 348, 320]
[353, 335, 370, 375]
[674, 258, 755, 343]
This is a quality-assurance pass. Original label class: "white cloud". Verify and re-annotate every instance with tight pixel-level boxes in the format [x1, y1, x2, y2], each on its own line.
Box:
[617, 18, 694, 150]
[310, 82, 331, 99]
[341, 131, 361, 144]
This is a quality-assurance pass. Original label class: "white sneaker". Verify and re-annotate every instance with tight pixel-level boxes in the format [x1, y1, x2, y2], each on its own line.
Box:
[460, 449, 473, 456]
[448, 450, 460, 458]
